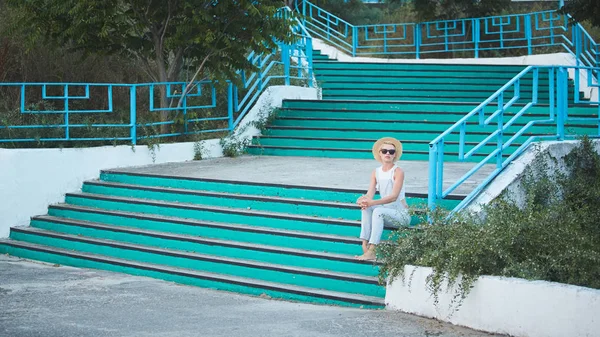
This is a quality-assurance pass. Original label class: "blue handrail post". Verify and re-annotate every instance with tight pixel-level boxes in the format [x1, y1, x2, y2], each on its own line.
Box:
[525, 15, 532, 55]
[227, 82, 234, 131]
[558, 0, 564, 9]
[352, 26, 358, 57]
[415, 24, 421, 59]
[428, 143, 438, 212]
[549, 68, 555, 120]
[473, 19, 480, 58]
[129, 85, 137, 145]
[307, 38, 314, 87]
[575, 25, 582, 66]
[302, 0, 306, 17]
[496, 92, 504, 168]
[64, 84, 69, 140]
[557, 67, 567, 141]
[282, 44, 290, 86]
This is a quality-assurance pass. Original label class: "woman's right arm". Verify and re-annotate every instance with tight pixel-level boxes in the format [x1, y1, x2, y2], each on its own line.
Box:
[357, 170, 377, 204]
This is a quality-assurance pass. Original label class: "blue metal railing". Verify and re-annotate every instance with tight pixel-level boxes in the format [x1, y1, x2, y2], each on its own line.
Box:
[428, 65, 600, 213]
[0, 9, 313, 145]
[299, 0, 599, 66]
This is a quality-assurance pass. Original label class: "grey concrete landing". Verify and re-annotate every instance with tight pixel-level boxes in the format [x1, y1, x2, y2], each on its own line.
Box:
[110, 156, 495, 196]
[0, 255, 504, 337]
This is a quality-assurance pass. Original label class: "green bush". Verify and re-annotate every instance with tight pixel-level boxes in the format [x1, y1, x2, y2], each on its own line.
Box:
[378, 137, 600, 305]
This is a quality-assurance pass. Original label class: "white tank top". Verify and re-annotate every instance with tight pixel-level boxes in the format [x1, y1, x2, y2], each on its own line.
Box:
[376, 165, 406, 210]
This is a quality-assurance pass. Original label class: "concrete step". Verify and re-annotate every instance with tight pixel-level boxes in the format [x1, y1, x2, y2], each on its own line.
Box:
[30, 215, 380, 276]
[63, 192, 375, 237]
[46, 204, 368, 256]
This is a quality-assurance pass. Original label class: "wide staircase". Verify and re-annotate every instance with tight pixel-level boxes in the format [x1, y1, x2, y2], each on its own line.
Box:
[1, 47, 597, 309]
[0, 165, 463, 308]
[248, 50, 599, 161]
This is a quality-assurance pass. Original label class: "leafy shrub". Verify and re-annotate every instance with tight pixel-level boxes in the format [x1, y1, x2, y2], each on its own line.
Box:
[378, 137, 600, 305]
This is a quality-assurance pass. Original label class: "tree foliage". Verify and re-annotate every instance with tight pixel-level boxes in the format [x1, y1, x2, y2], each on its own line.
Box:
[5, 0, 296, 84]
[408, 0, 511, 22]
[560, 0, 600, 28]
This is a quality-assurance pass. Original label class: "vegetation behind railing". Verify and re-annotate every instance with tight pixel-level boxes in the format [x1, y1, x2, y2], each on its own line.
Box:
[0, 11, 314, 148]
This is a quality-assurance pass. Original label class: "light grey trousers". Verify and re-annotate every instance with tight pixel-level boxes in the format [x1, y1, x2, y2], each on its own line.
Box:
[360, 205, 410, 244]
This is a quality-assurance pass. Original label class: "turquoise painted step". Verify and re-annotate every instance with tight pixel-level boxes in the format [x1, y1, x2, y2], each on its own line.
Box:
[313, 55, 331, 60]
[246, 146, 497, 162]
[47, 205, 368, 256]
[280, 100, 525, 111]
[251, 136, 522, 153]
[269, 118, 595, 134]
[313, 62, 527, 72]
[313, 69, 550, 79]
[9, 228, 386, 298]
[320, 89, 565, 100]
[30, 217, 379, 276]
[0, 241, 384, 308]
[315, 76, 551, 85]
[81, 181, 360, 221]
[280, 101, 597, 115]
[261, 126, 544, 142]
[319, 82, 558, 91]
[276, 110, 597, 122]
[98, 170, 460, 209]
[63, 193, 378, 237]
[99, 171, 364, 203]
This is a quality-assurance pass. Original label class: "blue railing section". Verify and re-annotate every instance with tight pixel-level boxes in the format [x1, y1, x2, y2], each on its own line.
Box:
[428, 65, 600, 213]
[299, 0, 599, 67]
[0, 8, 313, 145]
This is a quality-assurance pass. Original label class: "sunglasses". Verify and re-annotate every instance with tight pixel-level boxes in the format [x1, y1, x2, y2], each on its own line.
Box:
[380, 149, 396, 155]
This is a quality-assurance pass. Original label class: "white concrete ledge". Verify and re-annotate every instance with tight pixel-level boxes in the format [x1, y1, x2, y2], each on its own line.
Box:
[386, 265, 600, 337]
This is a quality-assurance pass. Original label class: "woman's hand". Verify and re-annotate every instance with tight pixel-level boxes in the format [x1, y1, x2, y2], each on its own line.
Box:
[357, 197, 374, 210]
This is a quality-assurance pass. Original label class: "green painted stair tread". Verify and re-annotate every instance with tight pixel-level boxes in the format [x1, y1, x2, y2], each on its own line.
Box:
[9, 227, 384, 297]
[99, 170, 463, 203]
[277, 106, 596, 117]
[252, 135, 523, 149]
[31, 216, 380, 276]
[48, 204, 366, 256]
[261, 125, 556, 138]
[63, 192, 385, 237]
[312, 61, 527, 71]
[315, 76, 550, 85]
[246, 146, 510, 162]
[100, 170, 367, 203]
[313, 70, 548, 79]
[319, 82, 558, 91]
[280, 99, 558, 110]
[0, 239, 384, 308]
[82, 180, 360, 221]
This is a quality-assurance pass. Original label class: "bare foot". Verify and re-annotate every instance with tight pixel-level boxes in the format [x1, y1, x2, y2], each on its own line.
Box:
[355, 251, 376, 261]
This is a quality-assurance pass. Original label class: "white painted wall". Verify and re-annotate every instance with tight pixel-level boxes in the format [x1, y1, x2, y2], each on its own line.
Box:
[0, 85, 318, 238]
[386, 265, 600, 337]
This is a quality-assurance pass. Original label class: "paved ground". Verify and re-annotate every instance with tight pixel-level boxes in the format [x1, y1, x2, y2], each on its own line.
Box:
[0, 255, 502, 337]
[111, 155, 495, 196]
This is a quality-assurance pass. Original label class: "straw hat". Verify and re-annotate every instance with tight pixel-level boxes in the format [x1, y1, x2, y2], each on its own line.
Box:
[372, 137, 403, 162]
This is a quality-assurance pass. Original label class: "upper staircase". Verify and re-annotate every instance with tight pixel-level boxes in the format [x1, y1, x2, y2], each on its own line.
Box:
[248, 50, 599, 161]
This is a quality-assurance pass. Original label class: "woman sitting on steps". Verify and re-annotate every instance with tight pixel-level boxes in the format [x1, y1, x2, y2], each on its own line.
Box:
[356, 137, 411, 261]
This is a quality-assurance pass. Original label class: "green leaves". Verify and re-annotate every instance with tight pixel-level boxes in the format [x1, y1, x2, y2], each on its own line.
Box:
[560, 0, 600, 28]
[5, 0, 296, 83]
